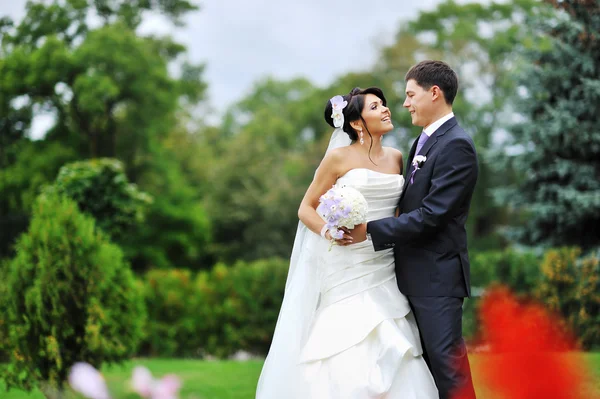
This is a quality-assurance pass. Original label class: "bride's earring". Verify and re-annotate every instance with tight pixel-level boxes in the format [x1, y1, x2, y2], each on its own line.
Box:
[359, 130, 364, 145]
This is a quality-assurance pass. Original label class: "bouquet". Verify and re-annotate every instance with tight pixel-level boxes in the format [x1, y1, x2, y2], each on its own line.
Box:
[317, 185, 368, 244]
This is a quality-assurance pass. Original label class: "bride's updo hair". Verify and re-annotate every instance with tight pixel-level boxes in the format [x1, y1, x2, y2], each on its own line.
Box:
[323, 86, 388, 141]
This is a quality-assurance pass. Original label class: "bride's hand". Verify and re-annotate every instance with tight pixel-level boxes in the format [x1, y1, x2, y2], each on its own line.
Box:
[338, 224, 367, 245]
[326, 229, 354, 246]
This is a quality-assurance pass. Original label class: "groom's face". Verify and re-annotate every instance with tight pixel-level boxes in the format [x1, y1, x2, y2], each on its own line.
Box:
[403, 79, 433, 128]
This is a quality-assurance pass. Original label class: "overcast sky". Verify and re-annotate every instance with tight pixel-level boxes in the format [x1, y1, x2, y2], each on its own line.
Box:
[1, 0, 445, 135]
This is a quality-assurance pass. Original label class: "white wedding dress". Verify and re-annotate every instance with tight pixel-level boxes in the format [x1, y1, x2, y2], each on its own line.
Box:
[257, 168, 438, 399]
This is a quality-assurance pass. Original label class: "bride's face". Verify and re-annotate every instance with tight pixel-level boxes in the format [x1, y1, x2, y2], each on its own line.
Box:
[359, 94, 393, 135]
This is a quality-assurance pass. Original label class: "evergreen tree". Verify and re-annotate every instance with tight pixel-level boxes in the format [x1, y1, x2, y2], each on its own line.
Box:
[1, 193, 145, 397]
[502, 0, 600, 250]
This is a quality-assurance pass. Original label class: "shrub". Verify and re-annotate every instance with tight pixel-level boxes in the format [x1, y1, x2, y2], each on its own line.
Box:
[536, 247, 600, 350]
[470, 248, 541, 293]
[1, 193, 145, 396]
[195, 258, 288, 358]
[139, 269, 200, 357]
[0, 258, 9, 363]
[466, 247, 541, 341]
[135, 258, 288, 358]
[49, 158, 152, 242]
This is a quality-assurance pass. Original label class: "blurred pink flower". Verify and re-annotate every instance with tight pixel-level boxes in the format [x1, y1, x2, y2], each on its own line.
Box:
[131, 366, 154, 398]
[68, 362, 111, 399]
[131, 365, 182, 399]
[152, 375, 182, 399]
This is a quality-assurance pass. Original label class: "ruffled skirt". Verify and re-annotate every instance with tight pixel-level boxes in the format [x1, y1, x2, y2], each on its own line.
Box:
[295, 241, 439, 398]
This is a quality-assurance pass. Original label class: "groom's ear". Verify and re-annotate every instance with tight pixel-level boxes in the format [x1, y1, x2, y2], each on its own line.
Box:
[431, 85, 444, 102]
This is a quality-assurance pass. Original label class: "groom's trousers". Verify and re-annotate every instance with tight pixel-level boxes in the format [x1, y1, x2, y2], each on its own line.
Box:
[408, 296, 476, 399]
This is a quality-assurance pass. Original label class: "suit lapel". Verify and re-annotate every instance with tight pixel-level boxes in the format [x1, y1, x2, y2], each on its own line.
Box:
[401, 117, 458, 193]
[402, 134, 420, 192]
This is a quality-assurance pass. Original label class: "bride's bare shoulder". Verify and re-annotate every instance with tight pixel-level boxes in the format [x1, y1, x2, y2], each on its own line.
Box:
[324, 146, 351, 162]
[384, 147, 404, 172]
[319, 146, 350, 173]
[384, 146, 403, 160]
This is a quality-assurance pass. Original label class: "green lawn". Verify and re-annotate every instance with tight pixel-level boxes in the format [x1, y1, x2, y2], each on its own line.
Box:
[2, 354, 599, 399]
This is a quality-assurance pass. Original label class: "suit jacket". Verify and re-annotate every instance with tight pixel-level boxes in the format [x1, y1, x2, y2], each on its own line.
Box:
[367, 117, 478, 297]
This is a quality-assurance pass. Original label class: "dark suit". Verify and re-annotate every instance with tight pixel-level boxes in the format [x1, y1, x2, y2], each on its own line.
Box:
[367, 116, 477, 399]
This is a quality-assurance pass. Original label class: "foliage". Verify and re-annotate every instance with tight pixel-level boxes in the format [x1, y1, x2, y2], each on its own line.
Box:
[0, 258, 9, 363]
[137, 258, 289, 358]
[375, 0, 542, 248]
[206, 78, 323, 262]
[194, 259, 288, 358]
[49, 158, 152, 241]
[195, 258, 288, 358]
[498, 0, 600, 249]
[469, 248, 541, 293]
[1, 192, 145, 395]
[536, 247, 600, 350]
[139, 269, 200, 357]
[0, 0, 210, 271]
[129, 147, 212, 271]
[0, 140, 77, 258]
[464, 247, 541, 340]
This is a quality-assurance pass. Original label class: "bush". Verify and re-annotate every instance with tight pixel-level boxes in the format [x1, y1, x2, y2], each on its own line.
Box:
[536, 247, 600, 350]
[470, 248, 541, 293]
[50, 158, 152, 242]
[1, 193, 146, 396]
[139, 269, 200, 357]
[0, 258, 9, 363]
[136, 258, 288, 358]
[466, 247, 541, 341]
[195, 258, 288, 357]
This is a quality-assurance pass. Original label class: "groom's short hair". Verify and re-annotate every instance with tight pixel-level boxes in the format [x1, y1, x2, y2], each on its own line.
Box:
[405, 60, 458, 105]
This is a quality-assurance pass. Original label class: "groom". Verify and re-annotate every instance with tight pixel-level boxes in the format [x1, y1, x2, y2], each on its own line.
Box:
[354, 60, 478, 399]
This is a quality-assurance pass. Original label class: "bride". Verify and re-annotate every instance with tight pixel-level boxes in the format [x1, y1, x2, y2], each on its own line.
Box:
[256, 87, 438, 398]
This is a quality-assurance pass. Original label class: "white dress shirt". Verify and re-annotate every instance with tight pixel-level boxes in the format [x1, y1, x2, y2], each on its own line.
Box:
[423, 112, 454, 138]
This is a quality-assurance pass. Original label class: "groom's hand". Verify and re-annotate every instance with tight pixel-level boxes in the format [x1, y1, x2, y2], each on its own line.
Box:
[343, 223, 367, 244]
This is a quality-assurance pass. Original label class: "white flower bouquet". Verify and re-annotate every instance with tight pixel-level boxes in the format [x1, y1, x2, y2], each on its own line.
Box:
[317, 185, 368, 242]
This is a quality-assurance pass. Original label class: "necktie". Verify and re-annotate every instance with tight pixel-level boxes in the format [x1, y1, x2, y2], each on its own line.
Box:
[415, 131, 429, 156]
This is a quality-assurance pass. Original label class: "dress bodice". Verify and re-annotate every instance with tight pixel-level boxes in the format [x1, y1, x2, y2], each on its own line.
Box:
[336, 168, 404, 222]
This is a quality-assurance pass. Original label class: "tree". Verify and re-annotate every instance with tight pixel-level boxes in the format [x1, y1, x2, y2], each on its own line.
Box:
[0, 0, 211, 270]
[372, 0, 540, 250]
[500, 0, 600, 249]
[49, 158, 153, 261]
[0, 140, 77, 258]
[1, 192, 145, 398]
[205, 78, 324, 262]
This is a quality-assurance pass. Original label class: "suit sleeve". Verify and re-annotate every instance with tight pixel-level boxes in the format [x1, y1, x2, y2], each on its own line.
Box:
[367, 138, 478, 251]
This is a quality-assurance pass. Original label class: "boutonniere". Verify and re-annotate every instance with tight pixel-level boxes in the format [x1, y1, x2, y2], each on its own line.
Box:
[412, 155, 427, 168]
[410, 155, 426, 184]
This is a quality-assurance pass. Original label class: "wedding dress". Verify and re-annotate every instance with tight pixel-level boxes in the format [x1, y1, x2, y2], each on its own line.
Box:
[256, 167, 438, 399]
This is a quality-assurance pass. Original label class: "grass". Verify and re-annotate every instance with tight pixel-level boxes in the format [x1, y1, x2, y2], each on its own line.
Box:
[1, 354, 599, 399]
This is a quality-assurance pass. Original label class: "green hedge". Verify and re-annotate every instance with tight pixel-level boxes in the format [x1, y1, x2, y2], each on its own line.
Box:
[139, 248, 600, 354]
[470, 248, 541, 293]
[463, 248, 541, 339]
[139, 269, 201, 357]
[139, 258, 288, 358]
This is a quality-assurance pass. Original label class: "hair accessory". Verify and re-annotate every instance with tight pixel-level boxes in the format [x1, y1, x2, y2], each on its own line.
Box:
[330, 95, 348, 128]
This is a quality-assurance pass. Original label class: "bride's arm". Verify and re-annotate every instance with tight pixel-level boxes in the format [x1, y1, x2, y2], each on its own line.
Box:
[298, 150, 354, 244]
